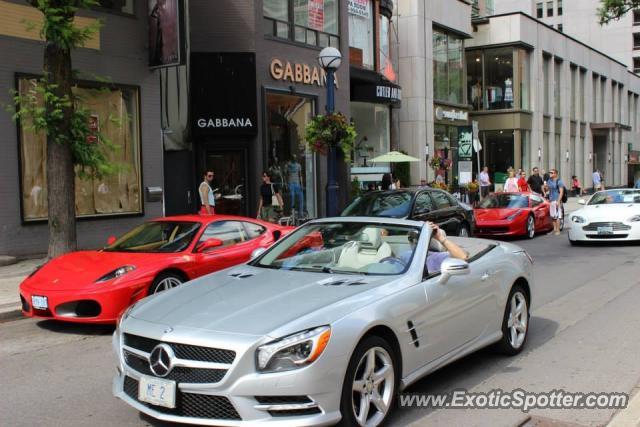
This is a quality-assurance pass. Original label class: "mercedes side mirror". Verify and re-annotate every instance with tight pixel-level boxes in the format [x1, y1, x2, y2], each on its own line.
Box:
[107, 236, 117, 245]
[196, 238, 224, 253]
[250, 247, 266, 260]
[439, 258, 470, 285]
[578, 199, 586, 205]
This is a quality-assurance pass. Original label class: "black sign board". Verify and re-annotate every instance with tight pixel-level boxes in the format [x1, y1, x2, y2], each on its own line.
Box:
[351, 82, 402, 107]
[191, 53, 258, 137]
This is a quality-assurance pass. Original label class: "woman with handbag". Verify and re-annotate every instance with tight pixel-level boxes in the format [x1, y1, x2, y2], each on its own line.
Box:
[257, 171, 284, 223]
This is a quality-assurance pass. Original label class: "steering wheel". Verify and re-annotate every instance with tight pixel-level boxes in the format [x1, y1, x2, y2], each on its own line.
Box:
[379, 256, 407, 269]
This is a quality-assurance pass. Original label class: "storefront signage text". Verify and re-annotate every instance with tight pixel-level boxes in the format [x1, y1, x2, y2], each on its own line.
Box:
[196, 117, 253, 129]
[376, 85, 401, 102]
[348, 0, 370, 18]
[435, 107, 468, 122]
[270, 58, 338, 88]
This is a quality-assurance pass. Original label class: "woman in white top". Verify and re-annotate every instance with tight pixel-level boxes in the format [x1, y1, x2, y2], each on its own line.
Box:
[503, 170, 520, 192]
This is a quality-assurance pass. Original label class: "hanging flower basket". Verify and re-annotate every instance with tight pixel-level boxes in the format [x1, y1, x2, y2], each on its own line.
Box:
[429, 154, 452, 170]
[464, 181, 479, 193]
[305, 112, 357, 162]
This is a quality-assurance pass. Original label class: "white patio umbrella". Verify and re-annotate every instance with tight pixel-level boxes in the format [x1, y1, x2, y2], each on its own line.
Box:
[368, 151, 420, 163]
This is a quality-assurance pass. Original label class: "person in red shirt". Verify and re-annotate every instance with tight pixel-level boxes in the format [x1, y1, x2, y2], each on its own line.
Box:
[518, 170, 530, 192]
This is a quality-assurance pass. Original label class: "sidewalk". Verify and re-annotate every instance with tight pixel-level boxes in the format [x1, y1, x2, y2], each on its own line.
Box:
[0, 257, 45, 320]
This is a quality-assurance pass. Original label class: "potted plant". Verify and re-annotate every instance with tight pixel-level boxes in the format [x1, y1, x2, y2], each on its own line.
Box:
[305, 112, 357, 162]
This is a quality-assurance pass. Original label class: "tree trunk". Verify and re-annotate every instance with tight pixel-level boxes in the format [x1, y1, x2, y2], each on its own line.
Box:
[44, 42, 77, 259]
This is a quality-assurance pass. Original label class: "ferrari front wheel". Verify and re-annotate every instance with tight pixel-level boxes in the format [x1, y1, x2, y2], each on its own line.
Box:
[149, 272, 184, 294]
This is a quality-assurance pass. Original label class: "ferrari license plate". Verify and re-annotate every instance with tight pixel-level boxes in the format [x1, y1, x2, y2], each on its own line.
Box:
[31, 295, 48, 310]
[597, 226, 614, 235]
[138, 375, 176, 408]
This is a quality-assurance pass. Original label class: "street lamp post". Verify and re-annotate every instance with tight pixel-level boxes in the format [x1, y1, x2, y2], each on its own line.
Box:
[318, 47, 342, 217]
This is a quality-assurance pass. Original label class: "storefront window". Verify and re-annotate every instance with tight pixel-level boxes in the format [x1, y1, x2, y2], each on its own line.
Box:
[350, 102, 390, 165]
[265, 92, 316, 217]
[466, 47, 515, 111]
[18, 77, 142, 221]
[485, 48, 514, 110]
[482, 130, 514, 178]
[348, 0, 374, 69]
[434, 124, 458, 183]
[264, 0, 340, 47]
[433, 29, 464, 104]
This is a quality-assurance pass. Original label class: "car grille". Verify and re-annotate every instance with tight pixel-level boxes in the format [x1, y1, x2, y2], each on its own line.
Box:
[586, 234, 629, 239]
[123, 333, 236, 364]
[123, 350, 226, 384]
[582, 222, 631, 231]
[123, 376, 241, 420]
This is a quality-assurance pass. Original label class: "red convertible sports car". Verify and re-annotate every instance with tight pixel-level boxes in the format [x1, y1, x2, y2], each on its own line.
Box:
[474, 192, 554, 239]
[19, 214, 292, 324]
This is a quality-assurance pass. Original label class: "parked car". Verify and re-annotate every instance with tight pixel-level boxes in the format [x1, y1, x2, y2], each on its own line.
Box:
[19, 215, 292, 324]
[341, 188, 475, 236]
[568, 189, 640, 245]
[113, 217, 534, 426]
[474, 192, 554, 239]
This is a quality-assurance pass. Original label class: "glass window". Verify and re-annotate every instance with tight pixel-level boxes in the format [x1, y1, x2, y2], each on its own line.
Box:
[537, 2, 543, 18]
[600, 78, 606, 122]
[531, 195, 544, 206]
[483, 130, 515, 176]
[198, 221, 249, 247]
[485, 48, 514, 110]
[430, 191, 452, 209]
[265, 92, 316, 217]
[244, 222, 267, 239]
[554, 133, 561, 170]
[341, 192, 413, 218]
[547, 1, 553, 16]
[544, 57, 551, 115]
[350, 102, 390, 166]
[479, 194, 529, 209]
[264, 0, 339, 47]
[592, 75, 598, 120]
[413, 192, 435, 213]
[379, 14, 396, 81]
[467, 51, 483, 111]
[634, 33, 640, 50]
[433, 29, 464, 104]
[105, 222, 201, 253]
[97, 0, 134, 14]
[349, 0, 374, 69]
[18, 77, 142, 221]
[579, 69, 586, 120]
[557, 0, 563, 16]
[543, 132, 550, 170]
[558, 24, 563, 32]
[522, 130, 530, 172]
[570, 66, 577, 120]
[554, 60, 561, 117]
[518, 49, 530, 110]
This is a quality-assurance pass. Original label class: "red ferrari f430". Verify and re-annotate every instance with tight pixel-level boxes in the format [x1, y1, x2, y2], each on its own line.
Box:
[19, 215, 292, 323]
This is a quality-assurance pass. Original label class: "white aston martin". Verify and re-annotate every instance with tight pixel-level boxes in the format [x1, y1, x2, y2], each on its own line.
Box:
[568, 189, 640, 244]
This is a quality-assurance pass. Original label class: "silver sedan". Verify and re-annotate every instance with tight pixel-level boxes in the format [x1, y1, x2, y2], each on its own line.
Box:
[113, 217, 534, 426]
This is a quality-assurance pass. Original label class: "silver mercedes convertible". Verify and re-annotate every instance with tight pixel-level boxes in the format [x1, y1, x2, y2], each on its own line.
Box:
[113, 217, 534, 426]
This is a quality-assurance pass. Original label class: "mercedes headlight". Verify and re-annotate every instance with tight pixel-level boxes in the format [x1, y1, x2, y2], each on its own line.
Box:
[505, 210, 523, 221]
[628, 215, 640, 222]
[256, 326, 331, 373]
[571, 215, 586, 223]
[95, 265, 136, 283]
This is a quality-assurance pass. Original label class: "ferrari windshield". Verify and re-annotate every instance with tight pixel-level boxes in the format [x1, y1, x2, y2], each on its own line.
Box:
[104, 221, 201, 253]
[479, 194, 529, 209]
[341, 192, 413, 218]
[254, 222, 422, 275]
[588, 190, 640, 205]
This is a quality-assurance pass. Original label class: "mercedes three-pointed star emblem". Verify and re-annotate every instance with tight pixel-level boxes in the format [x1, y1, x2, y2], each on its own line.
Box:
[149, 343, 174, 377]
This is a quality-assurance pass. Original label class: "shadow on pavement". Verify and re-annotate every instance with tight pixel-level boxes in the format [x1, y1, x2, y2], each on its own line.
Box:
[35, 319, 115, 335]
[388, 316, 559, 425]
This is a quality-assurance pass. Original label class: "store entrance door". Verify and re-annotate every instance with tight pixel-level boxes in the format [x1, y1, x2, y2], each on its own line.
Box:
[205, 150, 247, 216]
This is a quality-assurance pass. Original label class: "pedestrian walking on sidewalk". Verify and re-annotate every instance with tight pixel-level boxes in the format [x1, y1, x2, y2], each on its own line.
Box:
[257, 171, 284, 223]
[504, 170, 519, 192]
[518, 170, 530, 192]
[545, 169, 565, 235]
[479, 166, 491, 199]
[199, 170, 217, 215]
[527, 167, 544, 195]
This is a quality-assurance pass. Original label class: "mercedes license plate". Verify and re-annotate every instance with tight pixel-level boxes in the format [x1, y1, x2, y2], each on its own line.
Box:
[31, 295, 48, 310]
[138, 375, 176, 408]
[597, 226, 613, 235]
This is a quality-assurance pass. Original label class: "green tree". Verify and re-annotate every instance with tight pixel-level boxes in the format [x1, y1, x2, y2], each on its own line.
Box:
[598, 0, 640, 24]
[12, 1, 108, 259]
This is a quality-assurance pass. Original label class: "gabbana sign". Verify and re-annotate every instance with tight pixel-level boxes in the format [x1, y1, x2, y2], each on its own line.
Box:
[269, 58, 339, 88]
[191, 53, 257, 137]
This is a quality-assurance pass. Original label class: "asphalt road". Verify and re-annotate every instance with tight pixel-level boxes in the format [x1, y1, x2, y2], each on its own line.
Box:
[1, 229, 639, 427]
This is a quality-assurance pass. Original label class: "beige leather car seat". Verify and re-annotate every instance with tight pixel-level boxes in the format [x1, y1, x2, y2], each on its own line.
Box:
[337, 227, 392, 270]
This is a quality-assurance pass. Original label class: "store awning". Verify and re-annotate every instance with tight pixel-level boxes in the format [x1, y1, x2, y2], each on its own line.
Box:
[350, 66, 401, 107]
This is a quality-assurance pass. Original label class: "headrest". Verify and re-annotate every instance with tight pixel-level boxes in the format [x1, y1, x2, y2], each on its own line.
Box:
[360, 228, 382, 250]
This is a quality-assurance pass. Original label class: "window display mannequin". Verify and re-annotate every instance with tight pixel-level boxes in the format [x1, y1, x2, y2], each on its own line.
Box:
[287, 155, 304, 215]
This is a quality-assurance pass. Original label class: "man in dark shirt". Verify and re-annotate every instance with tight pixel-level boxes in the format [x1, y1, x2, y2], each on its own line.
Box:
[527, 167, 544, 195]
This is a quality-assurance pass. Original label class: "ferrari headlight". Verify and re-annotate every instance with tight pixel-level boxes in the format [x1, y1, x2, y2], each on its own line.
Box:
[628, 215, 640, 222]
[96, 265, 136, 283]
[571, 215, 586, 223]
[256, 326, 331, 373]
[505, 210, 523, 221]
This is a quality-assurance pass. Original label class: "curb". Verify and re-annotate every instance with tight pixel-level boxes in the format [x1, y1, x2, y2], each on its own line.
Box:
[0, 255, 18, 267]
[0, 304, 23, 322]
